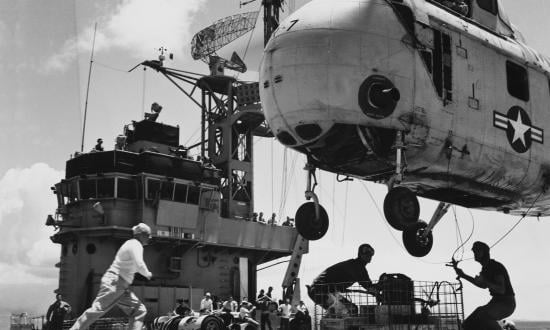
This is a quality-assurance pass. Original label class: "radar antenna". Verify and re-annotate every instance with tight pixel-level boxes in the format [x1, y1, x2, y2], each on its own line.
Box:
[191, 11, 259, 75]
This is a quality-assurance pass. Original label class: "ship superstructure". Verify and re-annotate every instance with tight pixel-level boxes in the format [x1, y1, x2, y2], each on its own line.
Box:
[47, 75, 304, 322]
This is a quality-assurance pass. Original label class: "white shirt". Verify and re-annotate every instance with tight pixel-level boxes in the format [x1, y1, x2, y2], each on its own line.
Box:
[200, 297, 213, 311]
[239, 306, 252, 319]
[278, 303, 292, 318]
[107, 238, 152, 283]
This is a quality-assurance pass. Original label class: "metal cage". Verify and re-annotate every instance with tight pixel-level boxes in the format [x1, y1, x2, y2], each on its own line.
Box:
[311, 275, 463, 330]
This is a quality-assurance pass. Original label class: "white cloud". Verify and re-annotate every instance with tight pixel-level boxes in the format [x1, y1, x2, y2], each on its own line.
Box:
[0, 163, 63, 275]
[43, 0, 206, 73]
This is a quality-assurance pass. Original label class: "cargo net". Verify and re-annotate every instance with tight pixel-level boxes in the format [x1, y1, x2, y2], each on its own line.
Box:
[311, 274, 463, 330]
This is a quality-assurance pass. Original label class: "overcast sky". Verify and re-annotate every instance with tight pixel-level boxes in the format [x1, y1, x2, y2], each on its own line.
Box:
[2, 0, 550, 325]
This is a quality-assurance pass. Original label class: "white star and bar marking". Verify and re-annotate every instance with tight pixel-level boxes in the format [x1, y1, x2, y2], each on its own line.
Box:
[494, 110, 544, 145]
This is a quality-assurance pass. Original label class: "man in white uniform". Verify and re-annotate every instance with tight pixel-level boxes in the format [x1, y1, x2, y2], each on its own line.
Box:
[200, 292, 214, 313]
[69, 223, 153, 330]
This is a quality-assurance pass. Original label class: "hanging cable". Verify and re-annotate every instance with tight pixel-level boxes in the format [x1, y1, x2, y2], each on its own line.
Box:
[490, 190, 544, 249]
[93, 61, 128, 73]
[340, 180, 350, 245]
[257, 258, 290, 271]
[279, 151, 299, 217]
[278, 147, 288, 218]
[141, 67, 147, 117]
[359, 182, 407, 252]
[271, 139, 274, 213]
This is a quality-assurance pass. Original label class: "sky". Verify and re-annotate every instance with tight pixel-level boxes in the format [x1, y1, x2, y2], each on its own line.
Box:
[2, 0, 550, 326]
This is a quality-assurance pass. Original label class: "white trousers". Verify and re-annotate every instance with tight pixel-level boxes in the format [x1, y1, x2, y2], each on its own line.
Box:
[69, 271, 147, 330]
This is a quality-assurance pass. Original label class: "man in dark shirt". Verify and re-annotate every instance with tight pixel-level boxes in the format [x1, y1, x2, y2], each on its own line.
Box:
[307, 244, 379, 315]
[257, 288, 275, 330]
[94, 138, 104, 151]
[454, 241, 515, 330]
[174, 299, 191, 316]
[46, 294, 71, 330]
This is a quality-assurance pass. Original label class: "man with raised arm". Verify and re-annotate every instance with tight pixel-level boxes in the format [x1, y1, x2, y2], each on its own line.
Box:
[69, 223, 153, 330]
[454, 241, 516, 330]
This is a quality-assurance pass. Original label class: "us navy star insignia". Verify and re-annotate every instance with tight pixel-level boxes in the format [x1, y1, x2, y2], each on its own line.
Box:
[494, 106, 543, 153]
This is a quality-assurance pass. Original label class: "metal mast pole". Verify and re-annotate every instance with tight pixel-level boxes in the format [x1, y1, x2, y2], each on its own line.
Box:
[81, 23, 98, 152]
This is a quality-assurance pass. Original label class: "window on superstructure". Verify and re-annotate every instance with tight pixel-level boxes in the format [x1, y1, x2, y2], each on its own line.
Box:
[60, 180, 78, 204]
[477, 0, 497, 15]
[174, 183, 188, 203]
[80, 179, 96, 199]
[506, 61, 529, 102]
[97, 178, 115, 198]
[146, 179, 161, 200]
[117, 178, 137, 199]
[160, 181, 174, 200]
[187, 185, 200, 205]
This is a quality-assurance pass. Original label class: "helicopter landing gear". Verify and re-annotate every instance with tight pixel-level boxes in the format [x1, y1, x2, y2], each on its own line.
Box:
[402, 221, 432, 257]
[295, 164, 329, 240]
[402, 202, 450, 257]
[383, 186, 420, 230]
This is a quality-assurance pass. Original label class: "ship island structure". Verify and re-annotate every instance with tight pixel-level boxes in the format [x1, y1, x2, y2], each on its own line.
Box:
[46, 73, 306, 324]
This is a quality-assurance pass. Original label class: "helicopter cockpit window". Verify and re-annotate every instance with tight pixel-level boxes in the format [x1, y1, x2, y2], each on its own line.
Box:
[506, 61, 529, 102]
[477, 0, 497, 15]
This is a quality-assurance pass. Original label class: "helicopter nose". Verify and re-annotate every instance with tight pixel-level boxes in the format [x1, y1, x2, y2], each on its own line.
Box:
[260, 0, 409, 147]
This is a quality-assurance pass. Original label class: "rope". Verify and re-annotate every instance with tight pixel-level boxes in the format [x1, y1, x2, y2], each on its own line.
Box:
[271, 139, 274, 213]
[490, 190, 544, 249]
[142, 67, 147, 117]
[278, 147, 288, 217]
[340, 180, 349, 245]
[360, 182, 408, 253]
[93, 61, 129, 73]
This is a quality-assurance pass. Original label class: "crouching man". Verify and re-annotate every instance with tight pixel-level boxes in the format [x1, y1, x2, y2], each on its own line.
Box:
[307, 244, 379, 316]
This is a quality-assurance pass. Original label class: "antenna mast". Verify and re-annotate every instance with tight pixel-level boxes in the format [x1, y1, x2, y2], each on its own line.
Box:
[81, 23, 98, 152]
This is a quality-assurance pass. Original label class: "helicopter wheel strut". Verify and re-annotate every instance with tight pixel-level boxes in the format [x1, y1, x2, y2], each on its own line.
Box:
[295, 163, 329, 240]
[402, 221, 433, 257]
[383, 186, 420, 230]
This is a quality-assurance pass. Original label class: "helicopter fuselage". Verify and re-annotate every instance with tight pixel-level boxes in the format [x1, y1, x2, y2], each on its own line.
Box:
[260, 0, 550, 217]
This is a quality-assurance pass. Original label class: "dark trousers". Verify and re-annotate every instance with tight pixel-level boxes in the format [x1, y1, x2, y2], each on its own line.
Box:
[280, 318, 290, 330]
[463, 296, 516, 330]
[261, 312, 272, 330]
[47, 318, 64, 330]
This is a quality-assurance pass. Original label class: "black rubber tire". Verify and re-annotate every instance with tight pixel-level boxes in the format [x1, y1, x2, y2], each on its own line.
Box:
[383, 187, 420, 230]
[402, 221, 433, 257]
[201, 315, 224, 330]
[295, 202, 329, 240]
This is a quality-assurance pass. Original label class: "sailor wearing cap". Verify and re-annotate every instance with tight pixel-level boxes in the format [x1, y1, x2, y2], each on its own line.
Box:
[69, 223, 153, 330]
[200, 292, 214, 314]
[94, 138, 104, 151]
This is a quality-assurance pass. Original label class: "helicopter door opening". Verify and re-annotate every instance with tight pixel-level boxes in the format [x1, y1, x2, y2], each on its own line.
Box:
[419, 29, 453, 104]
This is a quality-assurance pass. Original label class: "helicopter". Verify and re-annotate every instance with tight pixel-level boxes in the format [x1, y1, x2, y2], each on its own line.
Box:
[259, 0, 550, 256]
